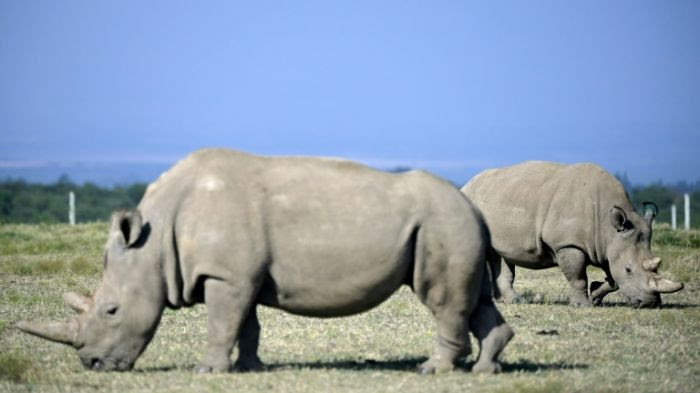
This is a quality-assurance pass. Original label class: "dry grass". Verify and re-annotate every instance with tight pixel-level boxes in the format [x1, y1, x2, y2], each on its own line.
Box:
[1, 223, 698, 392]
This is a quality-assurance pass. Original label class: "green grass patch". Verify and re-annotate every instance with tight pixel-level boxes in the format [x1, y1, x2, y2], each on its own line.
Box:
[0, 231, 33, 243]
[0, 352, 35, 383]
[0, 222, 106, 277]
[2, 289, 47, 309]
[495, 379, 567, 393]
[69, 256, 100, 275]
[653, 224, 700, 248]
[664, 253, 700, 283]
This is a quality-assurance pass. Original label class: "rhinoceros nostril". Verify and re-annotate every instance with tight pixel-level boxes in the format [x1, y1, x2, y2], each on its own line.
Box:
[91, 358, 103, 371]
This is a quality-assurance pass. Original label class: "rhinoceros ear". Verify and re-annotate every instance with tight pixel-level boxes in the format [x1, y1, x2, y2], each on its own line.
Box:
[642, 202, 658, 225]
[610, 206, 630, 232]
[110, 209, 143, 247]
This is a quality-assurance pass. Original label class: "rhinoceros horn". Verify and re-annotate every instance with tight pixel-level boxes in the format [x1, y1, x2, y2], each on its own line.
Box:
[16, 318, 79, 346]
[64, 292, 93, 313]
[643, 257, 662, 272]
[648, 276, 684, 293]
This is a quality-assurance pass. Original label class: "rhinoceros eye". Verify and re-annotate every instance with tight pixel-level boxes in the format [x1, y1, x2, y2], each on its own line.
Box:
[99, 303, 120, 319]
[625, 265, 632, 275]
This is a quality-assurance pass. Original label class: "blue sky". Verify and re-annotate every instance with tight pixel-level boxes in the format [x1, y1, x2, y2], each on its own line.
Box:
[1, 1, 699, 185]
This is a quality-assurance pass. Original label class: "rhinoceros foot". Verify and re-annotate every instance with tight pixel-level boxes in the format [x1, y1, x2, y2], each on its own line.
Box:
[504, 294, 525, 305]
[196, 360, 232, 373]
[233, 356, 263, 372]
[494, 288, 519, 305]
[472, 360, 502, 374]
[417, 357, 455, 374]
[569, 296, 593, 307]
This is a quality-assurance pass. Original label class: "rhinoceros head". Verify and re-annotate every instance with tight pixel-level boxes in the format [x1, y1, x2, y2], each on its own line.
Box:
[605, 202, 683, 307]
[18, 209, 165, 371]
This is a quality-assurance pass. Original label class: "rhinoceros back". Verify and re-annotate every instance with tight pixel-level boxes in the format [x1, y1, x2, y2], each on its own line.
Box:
[462, 161, 632, 267]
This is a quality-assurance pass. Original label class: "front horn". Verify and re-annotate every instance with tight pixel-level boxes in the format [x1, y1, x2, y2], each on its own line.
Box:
[16, 319, 79, 347]
[648, 276, 684, 294]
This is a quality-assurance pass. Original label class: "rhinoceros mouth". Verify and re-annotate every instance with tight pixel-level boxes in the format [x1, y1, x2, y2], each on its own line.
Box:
[81, 356, 134, 372]
[638, 299, 661, 308]
[626, 296, 661, 309]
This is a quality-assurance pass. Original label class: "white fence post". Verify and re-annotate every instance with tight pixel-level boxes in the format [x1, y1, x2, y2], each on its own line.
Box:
[671, 204, 677, 230]
[69, 191, 76, 226]
[684, 193, 690, 230]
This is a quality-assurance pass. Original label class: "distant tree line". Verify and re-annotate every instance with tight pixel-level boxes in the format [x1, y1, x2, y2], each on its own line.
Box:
[615, 172, 700, 229]
[1, 173, 699, 228]
[0, 175, 146, 224]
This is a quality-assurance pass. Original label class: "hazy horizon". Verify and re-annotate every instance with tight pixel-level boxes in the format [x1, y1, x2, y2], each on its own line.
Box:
[1, 154, 697, 189]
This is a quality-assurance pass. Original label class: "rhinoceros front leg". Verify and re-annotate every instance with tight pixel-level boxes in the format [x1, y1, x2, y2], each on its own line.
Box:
[234, 306, 263, 372]
[590, 274, 619, 306]
[198, 278, 257, 373]
[557, 248, 592, 307]
[490, 256, 518, 304]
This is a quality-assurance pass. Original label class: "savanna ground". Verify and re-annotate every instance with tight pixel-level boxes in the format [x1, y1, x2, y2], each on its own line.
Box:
[0, 223, 698, 393]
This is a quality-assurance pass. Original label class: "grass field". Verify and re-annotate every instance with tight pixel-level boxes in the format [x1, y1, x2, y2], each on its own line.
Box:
[1, 222, 698, 392]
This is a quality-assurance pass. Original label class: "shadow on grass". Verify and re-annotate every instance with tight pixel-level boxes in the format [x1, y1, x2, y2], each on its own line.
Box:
[499, 291, 572, 306]
[505, 295, 699, 309]
[265, 357, 426, 372]
[499, 359, 587, 373]
[137, 358, 587, 374]
[598, 301, 699, 309]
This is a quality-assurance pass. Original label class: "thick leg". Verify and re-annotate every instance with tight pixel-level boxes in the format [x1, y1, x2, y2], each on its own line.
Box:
[412, 203, 502, 374]
[197, 278, 257, 373]
[418, 307, 471, 374]
[556, 248, 591, 307]
[491, 257, 518, 304]
[469, 272, 514, 373]
[590, 273, 619, 306]
[234, 306, 264, 371]
[415, 251, 481, 374]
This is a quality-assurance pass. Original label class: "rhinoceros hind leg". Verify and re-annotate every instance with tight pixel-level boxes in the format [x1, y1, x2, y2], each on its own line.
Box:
[470, 272, 514, 373]
[491, 258, 518, 304]
[417, 333, 467, 374]
[416, 265, 476, 374]
[557, 248, 593, 307]
[234, 306, 264, 372]
[198, 278, 259, 373]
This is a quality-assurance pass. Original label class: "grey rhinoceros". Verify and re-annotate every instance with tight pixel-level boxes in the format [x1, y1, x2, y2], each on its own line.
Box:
[461, 161, 683, 307]
[18, 148, 513, 374]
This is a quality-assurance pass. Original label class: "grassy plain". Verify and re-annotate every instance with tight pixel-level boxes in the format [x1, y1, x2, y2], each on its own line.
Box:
[0, 222, 698, 392]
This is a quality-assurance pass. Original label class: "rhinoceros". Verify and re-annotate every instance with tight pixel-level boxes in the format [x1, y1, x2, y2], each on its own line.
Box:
[461, 161, 683, 307]
[18, 148, 513, 374]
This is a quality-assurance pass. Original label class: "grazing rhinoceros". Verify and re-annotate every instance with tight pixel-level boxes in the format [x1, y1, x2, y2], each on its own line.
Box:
[18, 148, 513, 374]
[461, 161, 683, 307]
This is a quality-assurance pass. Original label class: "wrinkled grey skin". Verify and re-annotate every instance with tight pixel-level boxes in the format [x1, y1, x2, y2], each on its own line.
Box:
[462, 161, 683, 308]
[18, 148, 513, 374]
